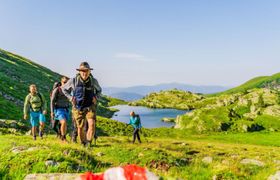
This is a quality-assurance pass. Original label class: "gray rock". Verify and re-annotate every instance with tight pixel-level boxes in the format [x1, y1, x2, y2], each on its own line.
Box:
[268, 171, 280, 180]
[11, 146, 26, 154]
[45, 160, 60, 167]
[180, 143, 187, 146]
[26, 147, 39, 152]
[24, 173, 79, 180]
[240, 159, 265, 167]
[274, 160, 280, 165]
[26, 130, 32, 136]
[97, 152, 104, 157]
[231, 154, 239, 159]
[202, 156, 213, 164]
[161, 117, 175, 122]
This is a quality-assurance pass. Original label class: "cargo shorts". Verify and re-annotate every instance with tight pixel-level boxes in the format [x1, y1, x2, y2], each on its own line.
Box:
[72, 105, 96, 128]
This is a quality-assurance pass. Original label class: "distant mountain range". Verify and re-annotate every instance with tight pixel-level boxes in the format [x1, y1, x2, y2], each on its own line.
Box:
[103, 83, 231, 101]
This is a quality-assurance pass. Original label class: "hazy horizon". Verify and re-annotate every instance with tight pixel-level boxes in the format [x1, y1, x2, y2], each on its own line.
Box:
[1, 0, 280, 87]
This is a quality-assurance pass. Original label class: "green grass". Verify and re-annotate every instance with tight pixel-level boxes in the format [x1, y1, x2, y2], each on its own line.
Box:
[1, 117, 280, 179]
[148, 128, 280, 147]
[1, 131, 280, 179]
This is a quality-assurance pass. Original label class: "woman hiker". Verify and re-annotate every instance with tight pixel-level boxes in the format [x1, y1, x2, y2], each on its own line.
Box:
[128, 111, 142, 144]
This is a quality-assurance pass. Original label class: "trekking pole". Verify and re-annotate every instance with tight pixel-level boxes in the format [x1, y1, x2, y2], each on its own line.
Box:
[93, 117, 97, 146]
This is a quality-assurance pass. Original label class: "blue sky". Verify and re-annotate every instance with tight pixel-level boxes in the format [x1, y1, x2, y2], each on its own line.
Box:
[0, 0, 280, 87]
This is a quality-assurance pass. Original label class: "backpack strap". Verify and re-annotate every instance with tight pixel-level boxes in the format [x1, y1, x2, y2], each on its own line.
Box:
[75, 73, 96, 94]
[37, 92, 43, 104]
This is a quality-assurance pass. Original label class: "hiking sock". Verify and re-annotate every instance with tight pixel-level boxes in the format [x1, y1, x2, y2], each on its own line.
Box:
[39, 130, 43, 138]
[61, 135, 66, 141]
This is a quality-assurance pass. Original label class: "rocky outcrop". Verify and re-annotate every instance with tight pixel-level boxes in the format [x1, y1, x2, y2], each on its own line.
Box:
[129, 89, 203, 110]
[161, 117, 176, 122]
[0, 119, 29, 134]
[175, 88, 280, 132]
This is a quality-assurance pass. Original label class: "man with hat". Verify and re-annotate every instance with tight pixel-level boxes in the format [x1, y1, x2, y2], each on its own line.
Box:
[62, 62, 102, 147]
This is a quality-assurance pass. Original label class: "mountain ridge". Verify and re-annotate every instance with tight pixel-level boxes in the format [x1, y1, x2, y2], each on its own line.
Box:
[104, 83, 230, 101]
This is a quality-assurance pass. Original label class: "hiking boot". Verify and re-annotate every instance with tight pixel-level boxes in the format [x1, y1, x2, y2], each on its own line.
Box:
[33, 136, 36, 140]
[56, 133, 61, 139]
[39, 130, 43, 138]
[61, 135, 67, 142]
[82, 141, 92, 148]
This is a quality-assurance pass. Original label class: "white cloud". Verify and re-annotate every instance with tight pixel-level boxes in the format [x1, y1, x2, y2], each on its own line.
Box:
[114, 53, 156, 62]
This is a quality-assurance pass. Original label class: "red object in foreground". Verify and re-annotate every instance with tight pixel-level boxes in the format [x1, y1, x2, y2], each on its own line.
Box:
[79, 172, 104, 180]
[123, 164, 147, 180]
[78, 164, 157, 180]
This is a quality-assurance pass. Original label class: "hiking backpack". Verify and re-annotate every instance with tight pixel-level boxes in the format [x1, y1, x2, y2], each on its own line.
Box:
[50, 81, 62, 98]
[27, 92, 44, 112]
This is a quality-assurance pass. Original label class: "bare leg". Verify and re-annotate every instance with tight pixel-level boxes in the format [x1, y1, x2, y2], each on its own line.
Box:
[78, 125, 86, 144]
[39, 122, 45, 138]
[32, 126, 37, 140]
[60, 119, 67, 141]
[71, 117, 78, 143]
[86, 118, 95, 143]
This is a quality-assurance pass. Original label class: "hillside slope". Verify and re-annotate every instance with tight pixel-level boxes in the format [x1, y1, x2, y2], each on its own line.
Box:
[213, 73, 280, 96]
[0, 49, 127, 121]
[0, 49, 62, 119]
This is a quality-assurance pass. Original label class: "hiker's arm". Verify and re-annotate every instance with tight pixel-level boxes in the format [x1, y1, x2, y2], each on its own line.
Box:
[128, 117, 132, 125]
[61, 78, 74, 101]
[50, 88, 58, 116]
[23, 95, 30, 119]
[129, 117, 136, 124]
[93, 78, 102, 100]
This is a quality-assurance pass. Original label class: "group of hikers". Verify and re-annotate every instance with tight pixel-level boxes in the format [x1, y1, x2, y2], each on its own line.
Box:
[23, 62, 142, 147]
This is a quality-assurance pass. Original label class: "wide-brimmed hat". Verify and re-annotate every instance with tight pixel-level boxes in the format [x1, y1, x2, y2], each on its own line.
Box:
[76, 62, 93, 71]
